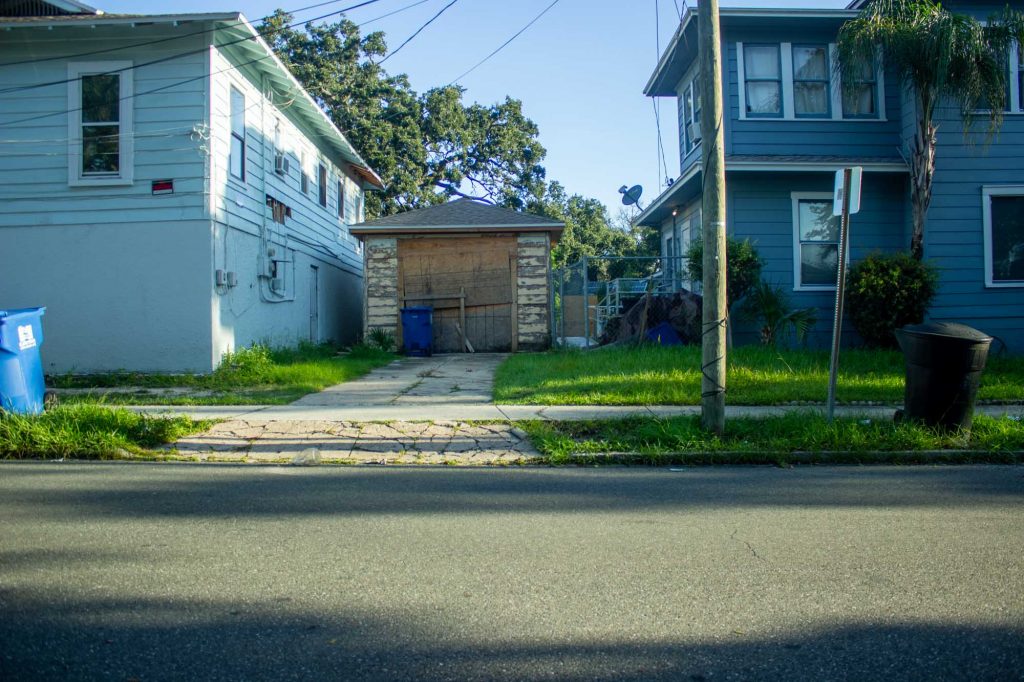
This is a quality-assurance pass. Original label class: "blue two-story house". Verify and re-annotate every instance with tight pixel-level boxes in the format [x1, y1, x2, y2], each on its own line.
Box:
[636, 1, 1024, 352]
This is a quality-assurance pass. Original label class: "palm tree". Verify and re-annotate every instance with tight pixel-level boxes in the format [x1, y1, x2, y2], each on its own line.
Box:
[836, 0, 1024, 260]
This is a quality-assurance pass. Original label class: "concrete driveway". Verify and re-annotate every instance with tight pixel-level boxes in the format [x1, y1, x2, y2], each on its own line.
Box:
[2, 464, 1022, 681]
[292, 354, 506, 407]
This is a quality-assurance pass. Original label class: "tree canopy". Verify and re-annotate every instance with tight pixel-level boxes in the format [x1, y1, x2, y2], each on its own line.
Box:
[259, 11, 547, 217]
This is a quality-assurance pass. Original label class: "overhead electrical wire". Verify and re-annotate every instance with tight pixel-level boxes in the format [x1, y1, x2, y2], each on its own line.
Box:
[358, 0, 435, 27]
[653, 0, 670, 184]
[378, 0, 459, 64]
[0, 0, 388, 97]
[447, 0, 562, 85]
[0, 0, 391, 69]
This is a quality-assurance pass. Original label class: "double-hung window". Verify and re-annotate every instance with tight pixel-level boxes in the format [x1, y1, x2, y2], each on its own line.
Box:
[842, 59, 879, 118]
[793, 45, 830, 117]
[68, 62, 133, 185]
[229, 87, 246, 181]
[983, 186, 1024, 287]
[681, 75, 702, 153]
[792, 193, 841, 290]
[318, 163, 328, 208]
[743, 45, 782, 117]
[337, 178, 345, 220]
[300, 151, 309, 193]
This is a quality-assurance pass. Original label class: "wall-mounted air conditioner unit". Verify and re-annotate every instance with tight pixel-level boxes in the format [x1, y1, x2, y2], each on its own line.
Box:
[274, 152, 289, 176]
[688, 121, 702, 143]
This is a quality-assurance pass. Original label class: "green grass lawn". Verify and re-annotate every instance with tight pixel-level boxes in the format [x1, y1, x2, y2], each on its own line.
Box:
[524, 413, 1024, 464]
[50, 343, 397, 406]
[0, 404, 209, 459]
[494, 346, 1024, 406]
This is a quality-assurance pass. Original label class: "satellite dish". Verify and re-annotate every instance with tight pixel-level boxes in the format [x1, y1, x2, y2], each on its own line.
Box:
[619, 184, 643, 206]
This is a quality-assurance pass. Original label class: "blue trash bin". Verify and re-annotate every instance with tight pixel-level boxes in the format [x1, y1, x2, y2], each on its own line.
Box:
[401, 306, 433, 357]
[0, 307, 47, 415]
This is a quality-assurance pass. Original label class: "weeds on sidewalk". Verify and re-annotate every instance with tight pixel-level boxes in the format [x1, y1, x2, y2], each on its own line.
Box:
[0, 405, 209, 459]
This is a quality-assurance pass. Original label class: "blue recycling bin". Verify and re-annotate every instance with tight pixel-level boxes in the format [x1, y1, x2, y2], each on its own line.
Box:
[0, 307, 47, 415]
[401, 306, 433, 357]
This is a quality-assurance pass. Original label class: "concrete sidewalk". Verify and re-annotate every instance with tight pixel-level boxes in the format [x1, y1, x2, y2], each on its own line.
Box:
[134, 403, 1023, 422]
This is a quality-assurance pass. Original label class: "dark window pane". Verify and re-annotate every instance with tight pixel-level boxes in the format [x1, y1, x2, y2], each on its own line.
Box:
[991, 195, 1024, 281]
[230, 135, 244, 180]
[82, 124, 119, 173]
[802, 244, 839, 285]
[82, 74, 119, 123]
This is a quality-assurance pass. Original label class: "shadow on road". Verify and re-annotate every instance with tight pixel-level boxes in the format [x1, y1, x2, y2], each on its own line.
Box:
[2, 464, 1023, 521]
[1, 587, 1021, 680]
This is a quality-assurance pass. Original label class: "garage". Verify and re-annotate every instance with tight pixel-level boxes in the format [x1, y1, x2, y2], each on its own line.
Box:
[350, 199, 564, 352]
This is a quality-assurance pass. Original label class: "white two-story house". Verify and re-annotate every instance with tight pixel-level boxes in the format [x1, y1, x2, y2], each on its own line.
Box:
[0, 1, 383, 372]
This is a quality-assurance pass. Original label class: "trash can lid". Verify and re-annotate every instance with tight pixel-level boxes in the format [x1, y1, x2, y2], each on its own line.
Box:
[0, 307, 46, 320]
[899, 321, 992, 342]
[401, 306, 433, 313]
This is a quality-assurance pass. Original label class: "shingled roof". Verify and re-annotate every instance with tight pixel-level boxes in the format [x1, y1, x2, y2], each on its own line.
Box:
[349, 198, 564, 236]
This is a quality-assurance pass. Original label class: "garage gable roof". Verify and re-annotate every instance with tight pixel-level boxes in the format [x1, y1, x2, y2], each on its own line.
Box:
[350, 198, 565, 235]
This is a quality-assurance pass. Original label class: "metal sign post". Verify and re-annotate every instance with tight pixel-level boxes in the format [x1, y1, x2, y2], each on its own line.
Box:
[827, 167, 862, 422]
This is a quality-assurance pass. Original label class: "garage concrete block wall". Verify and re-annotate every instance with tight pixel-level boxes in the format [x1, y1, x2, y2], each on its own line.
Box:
[364, 237, 399, 337]
[516, 234, 551, 350]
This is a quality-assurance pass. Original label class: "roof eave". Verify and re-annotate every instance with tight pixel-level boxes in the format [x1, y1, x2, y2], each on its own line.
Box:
[350, 224, 565, 236]
[0, 12, 239, 26]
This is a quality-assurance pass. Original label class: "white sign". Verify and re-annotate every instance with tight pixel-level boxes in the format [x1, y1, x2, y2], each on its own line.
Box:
[833, 166, 863, 216]
[17, 324, 36, 351]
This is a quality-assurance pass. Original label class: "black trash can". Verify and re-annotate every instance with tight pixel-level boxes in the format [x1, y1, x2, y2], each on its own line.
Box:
[894, 322, 993, 431]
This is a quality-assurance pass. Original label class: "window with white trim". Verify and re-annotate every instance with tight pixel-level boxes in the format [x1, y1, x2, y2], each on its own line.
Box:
[793, 45, 830, 117]
[842, 57, 879, 118]
[300, 150, 309, 193]
[743, 44, 782, 117]
[337, 178, 345, 220]
[68, 61, 133, 185]
[318, 163, 327, 208]
[792, 193, 840, 289]
[983, 186, 1024, 287]
[229, 87, 245, 181]
[681, 74, 702, 154]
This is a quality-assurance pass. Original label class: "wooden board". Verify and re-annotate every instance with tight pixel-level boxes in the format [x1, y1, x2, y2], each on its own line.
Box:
[398, 237, 517, 352]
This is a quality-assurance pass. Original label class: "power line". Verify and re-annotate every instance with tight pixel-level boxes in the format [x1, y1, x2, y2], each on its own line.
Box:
[653, 0, 670, 184]
[358, 0, 435, 27]
[448, 0, 562, 85]
[0, 52, 277, 128]
[0, 0, 388, 97]
[378, 0, 459, 64]
[0, 0, 387, 69]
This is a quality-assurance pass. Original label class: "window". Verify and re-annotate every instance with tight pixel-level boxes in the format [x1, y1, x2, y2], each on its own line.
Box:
[1018, 44, 1023, 110]
[743, 44, 782, 116]
[983, 186, 1024, 287]
[793, 45, 830, 117]
[355, 189, 364, 223]
[681, 74, 702, 153]
[337, 178, 345, 219]
[230, 87, 245, 181]
[318, 163, 327, 207]
[792, 193, 841, 289]
[68, 61, 133, 185]
[842, 58, 878, 118]
[300, 151, 309, 193]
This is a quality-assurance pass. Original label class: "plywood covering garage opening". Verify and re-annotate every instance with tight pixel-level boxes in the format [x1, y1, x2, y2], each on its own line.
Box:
[398, 236, 517, 353]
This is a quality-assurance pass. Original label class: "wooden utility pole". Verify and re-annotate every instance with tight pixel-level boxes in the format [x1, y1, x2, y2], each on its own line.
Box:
[699, 0, 727, 434]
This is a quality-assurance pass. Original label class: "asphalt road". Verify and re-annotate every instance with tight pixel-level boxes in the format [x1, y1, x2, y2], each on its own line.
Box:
[1, 463, 1022, 681]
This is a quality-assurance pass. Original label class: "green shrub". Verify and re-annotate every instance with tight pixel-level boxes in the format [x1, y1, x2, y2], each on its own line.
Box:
[846, 252, 939, 348]
[686, 237, 763, 305]
[214, 344, 274, 384]
[740, 280, 817, 347]
[367, 327, 396, 352]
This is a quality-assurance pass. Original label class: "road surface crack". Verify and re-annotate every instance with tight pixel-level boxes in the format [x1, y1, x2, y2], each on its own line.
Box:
[730, 529, 768, 564]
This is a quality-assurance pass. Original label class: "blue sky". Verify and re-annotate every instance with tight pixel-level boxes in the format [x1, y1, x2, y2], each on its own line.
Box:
[100, 0, 850, 214]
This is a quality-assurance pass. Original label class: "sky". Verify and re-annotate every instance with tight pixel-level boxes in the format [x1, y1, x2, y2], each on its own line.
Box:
[98, 0, 851, 215]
